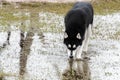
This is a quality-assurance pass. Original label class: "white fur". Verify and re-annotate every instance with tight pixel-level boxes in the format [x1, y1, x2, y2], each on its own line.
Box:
[67, 49, 71, 57]
[76, 33, 81, 39]
[75, 44, 84, 59]
[75, 24, 92, 59]
[68, 44, 71, 48]
[64, 32, 68, 38]
[73, 44, 76, 48]
[83, 24, 92, 52]
[67, 49, 76, 58]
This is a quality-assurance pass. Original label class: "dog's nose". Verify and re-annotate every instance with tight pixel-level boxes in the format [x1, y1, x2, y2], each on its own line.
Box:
[69, 56, 73, 58]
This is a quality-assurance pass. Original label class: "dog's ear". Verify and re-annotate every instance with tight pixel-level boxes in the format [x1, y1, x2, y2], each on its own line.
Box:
[76, 33, 81, 39]
[64, 32, 68, 38]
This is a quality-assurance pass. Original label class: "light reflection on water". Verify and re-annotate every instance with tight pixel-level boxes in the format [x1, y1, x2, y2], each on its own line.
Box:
[0, 28, 69, 80]
[0, 30, 90, 80]
[0, 28, 91, 80]
[1, 10, 120, 80]
[0, 10, 67, 79]
[26, 32, 67, 80]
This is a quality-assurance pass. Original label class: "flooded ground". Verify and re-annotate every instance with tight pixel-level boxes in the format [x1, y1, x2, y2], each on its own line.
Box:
[0, 3, 120, 80]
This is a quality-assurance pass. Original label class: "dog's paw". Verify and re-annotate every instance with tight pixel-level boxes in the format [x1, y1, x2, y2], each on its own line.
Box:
[76, 71, 84, 79]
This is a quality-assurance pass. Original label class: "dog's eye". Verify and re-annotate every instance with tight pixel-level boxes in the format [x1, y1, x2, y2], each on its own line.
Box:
[68, 44, 71, 48]
[73, 44, 76, 48]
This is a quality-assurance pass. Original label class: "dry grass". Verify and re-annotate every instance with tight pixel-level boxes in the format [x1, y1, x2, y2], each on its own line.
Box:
[17, 1, 120, 15]
[1, 0, 120, 14]
[0, 0, 119, 26]
[92, 0, 120, 14]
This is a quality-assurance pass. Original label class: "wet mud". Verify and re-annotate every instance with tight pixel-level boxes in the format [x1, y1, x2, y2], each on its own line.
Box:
[62, 56, 91, 80]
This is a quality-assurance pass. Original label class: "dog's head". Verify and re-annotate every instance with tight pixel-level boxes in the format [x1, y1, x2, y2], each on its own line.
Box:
[64, 32, 83, 58]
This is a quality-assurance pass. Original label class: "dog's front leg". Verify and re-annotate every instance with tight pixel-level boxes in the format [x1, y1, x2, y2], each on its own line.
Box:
[75, 44, 84, 59]
[83, 24, 92, 53]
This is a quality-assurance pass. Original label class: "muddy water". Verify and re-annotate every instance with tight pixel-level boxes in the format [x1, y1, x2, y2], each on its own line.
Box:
[62, 58, 91, 80]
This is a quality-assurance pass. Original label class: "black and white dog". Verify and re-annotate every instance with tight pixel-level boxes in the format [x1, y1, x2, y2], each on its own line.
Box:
[64, 2, 94, 59]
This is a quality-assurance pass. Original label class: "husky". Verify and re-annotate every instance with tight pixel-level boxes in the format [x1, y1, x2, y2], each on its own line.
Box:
[64, 2, 94, 59]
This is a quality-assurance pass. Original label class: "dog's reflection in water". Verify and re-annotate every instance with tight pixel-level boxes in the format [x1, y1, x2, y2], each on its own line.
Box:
[62, 57, 91, 80]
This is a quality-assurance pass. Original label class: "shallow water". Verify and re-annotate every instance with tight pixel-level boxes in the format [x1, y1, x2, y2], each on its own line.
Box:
[0, 30, 91, 80]
[0, 11, 120, 80]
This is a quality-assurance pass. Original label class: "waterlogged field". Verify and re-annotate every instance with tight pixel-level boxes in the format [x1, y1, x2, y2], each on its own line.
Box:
[0, 1, 120, 80]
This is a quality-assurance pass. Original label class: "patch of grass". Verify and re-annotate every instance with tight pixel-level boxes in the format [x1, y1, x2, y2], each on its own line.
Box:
[0, 1, 119, 21]
[0, 12, 28, 21]
[112, 30, 120, 39]
[105, 72, 112, 76]
[15, 1, 120, 15]
[16, 1, 120, 15]
[93, 0, 120, 14]
[0, 1, 120, 31]
[0, 9, 29, 26]
[0, 72, 16, 78]
[19, 2, 73, 15]
[0, 1, 120, 15]
[1, 1, 11, 5]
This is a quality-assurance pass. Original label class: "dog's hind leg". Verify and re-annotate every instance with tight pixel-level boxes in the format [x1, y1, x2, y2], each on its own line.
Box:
[83, 24, 92, 53]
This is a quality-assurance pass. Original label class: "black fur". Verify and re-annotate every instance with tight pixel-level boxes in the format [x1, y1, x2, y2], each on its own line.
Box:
[64, 2, 94, 51]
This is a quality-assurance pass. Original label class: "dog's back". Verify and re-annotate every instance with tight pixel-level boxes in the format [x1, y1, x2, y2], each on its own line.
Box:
[73, 2, 93, 23]
[64, 2, 93, 39]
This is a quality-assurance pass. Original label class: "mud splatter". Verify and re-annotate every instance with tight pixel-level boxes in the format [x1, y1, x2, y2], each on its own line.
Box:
[62, 57, 91, 80]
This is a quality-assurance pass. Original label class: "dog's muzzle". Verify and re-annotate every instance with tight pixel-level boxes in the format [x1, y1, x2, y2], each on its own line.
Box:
[69, 50, 73, 58]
